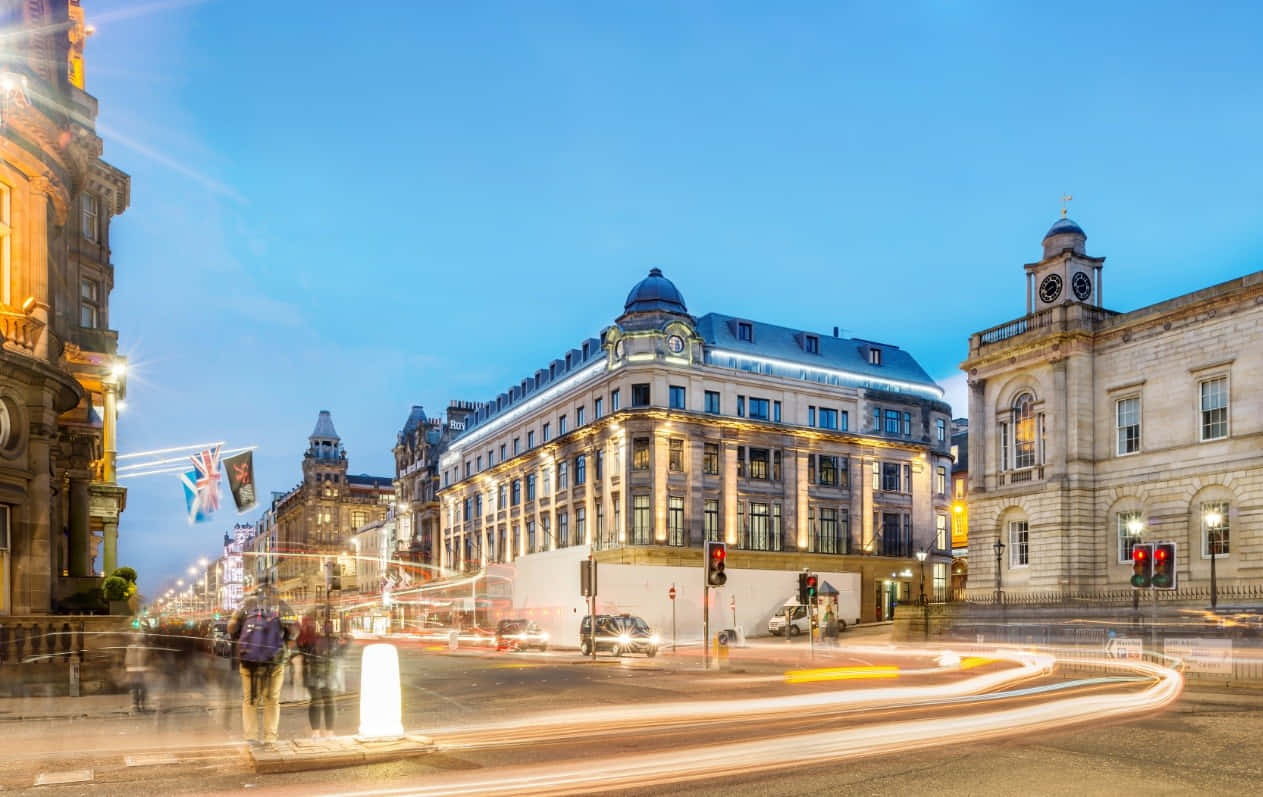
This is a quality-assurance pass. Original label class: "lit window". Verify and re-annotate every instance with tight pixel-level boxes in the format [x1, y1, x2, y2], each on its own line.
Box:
[667, 497, 685, 546]
[703, 443, 719, 475]
[1117, 512, 1143, 562]
[935, 466, 947, 495]
[632, 437, 650, 470]
[1013, 393, 1036, 469]
[632, 495, 651, 544]
[668, 439, 684, 472]
[936, 514, 948, 550]
[1202, 501, 1229, 557]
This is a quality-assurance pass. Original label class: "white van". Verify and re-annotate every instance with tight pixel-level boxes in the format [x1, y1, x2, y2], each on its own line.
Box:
[768, 604, 812, 636]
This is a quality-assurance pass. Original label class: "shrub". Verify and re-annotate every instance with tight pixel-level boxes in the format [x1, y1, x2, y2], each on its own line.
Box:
[112, 567, 138, 583]
[103, 575, 130, 602]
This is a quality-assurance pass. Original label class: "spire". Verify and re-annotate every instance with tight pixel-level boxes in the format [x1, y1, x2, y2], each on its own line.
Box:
[309, 410, 340, 442]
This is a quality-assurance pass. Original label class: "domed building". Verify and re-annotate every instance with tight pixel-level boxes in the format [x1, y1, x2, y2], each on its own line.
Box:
[428, 268, 953, 638]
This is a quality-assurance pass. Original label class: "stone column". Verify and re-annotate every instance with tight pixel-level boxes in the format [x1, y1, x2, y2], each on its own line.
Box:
[967, 378, 987, 494]
[652, 431, 667, 543]
[68, 473, 90, 577]
[585, 448, 597, 546]
[861, 458, 875, 552]
[102, 521, 118, 575]
[722, 443, 737, 546]
[793, 450, 807, 550]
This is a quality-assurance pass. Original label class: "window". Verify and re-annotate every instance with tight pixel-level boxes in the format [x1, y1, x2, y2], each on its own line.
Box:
[999, 422, 1009, 471]
[594, 397, 603, 419]
[542, 468, 551, 496]
[936, 466, 947, 495]
[737, 395, 745, 418]
[669, 385, 686, 410]
[474, 495, 482, 518]
[748, 448, 769, 480]
[773, 450, 782, 481]
[817, 508, 841, 554]
[903, 464, 911, 492]
[632, 437, 650, 470]
[738, 322, 753, 341]
[81, 193, 99, 242]
[818, 455, 838, 487]
[595, 450, 603, 481]
[805, 335, 819, 354]
[528, 430, 536, 449]
[937, 418, 946, 443]
[736, 446, 745, 478]
[881, 462, 900, 491]
[542, 422, 550, 442]
[576, 406, 585, 426]
[884, 410, 901, 435]
[838, 457, 849, 488]
[80, 277, 100, 328]
[575, 455, 586, 485]
[476, 455, 482, 471]
[611, 389, 620, 411]
[498, 483, 507, 508]
[704, 499, 720, 542]
[527, 520, 536, 552]
[1009, 521, 1029, 567]
[558, 511, 569, 547]
[464, 462, 471, 479]
[1200, 377, 1228, 441]
[703, 443, 720, 475]
[669, 439, 684, 471]
[1117, 512, 1143, 562]
[1116, 397, 1140, 455]
[500, 444, 507, 462]
[513, 438, 521, 456]
[557, 461, 569, 490]
[463, 498, 471, 522]
[936, 514, 948, 550]
[1202, 501, 1230, 557]
[704, 390, 720, 414]
[667, 497, 686, 546]
[1013, 393, 1036, 469]
[932, 563, 947, 598]
[749, 398, 770, 421]
[748, 502, 774, 551]
[559, 415, 567, 435]
[902, 412, 912, 437]
[632, 383, 651, 407]
[869, 347, 882, 365]
[576, 507, 586, 545]
[840, 410, 848, 431]
[632, 495, 651, 544]
[819, 408, 838, 430]
[773, 400, 781, 423]
[808, 406, 816, 427]
[526, 474, 536, 501]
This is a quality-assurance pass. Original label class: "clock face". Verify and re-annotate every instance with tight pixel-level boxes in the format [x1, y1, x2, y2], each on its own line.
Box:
[667, 335, 684, 354]
[1072, 271, 1093, 301]
[1038, 273, 1063, 304]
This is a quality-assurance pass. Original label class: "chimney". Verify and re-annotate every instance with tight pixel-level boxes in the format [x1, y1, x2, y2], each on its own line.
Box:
[833, 326, 839, 337]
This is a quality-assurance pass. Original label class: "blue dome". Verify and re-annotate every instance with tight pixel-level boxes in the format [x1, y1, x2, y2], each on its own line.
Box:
[1044, 217, 1085, 239]
[623, 268, 688, 314]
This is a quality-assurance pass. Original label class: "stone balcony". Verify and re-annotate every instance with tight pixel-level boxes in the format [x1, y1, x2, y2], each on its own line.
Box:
[0, 309, 45, 353]
[969, 303, 1119, 357]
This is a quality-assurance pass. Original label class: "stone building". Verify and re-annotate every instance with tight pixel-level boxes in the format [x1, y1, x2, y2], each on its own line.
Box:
[272, 411, 392, 605]
[392, 403, 469, 575]
[0, 1, 130, 616]
[436, 269, 955, 622]
[961, 216, 1263, 600]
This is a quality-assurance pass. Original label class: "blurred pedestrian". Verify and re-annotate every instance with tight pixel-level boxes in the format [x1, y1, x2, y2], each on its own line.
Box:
[124, 630, 152, 713]
[228, 578, 296, 748]
[297, 609, 344, 739]
[823, 609, 839, 647]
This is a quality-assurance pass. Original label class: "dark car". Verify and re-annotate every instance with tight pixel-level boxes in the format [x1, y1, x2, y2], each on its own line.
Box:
[209, 622, 232, 657]
[579, 614, 659, 657]
[496, 619, 549, 651]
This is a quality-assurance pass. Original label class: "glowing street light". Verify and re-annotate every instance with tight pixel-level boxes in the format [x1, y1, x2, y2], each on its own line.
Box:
[1204, 509, 1224, 610]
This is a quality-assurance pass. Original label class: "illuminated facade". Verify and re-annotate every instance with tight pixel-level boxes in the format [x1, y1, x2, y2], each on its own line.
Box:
[392, 403, 470, 572]
[0, 1, 130, 615]
[962, 217, 1263, 599]
[272, 411, 392, 605]
[437, 270, 954, 621]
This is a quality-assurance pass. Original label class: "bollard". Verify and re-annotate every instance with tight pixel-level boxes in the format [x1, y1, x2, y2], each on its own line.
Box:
[358, 643, 404, 740]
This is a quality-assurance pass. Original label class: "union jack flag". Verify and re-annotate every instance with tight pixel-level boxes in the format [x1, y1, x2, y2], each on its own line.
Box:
[179, 445, 223, 523]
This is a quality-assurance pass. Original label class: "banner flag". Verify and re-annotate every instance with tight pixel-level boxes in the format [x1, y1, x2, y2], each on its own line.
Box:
[179, 469, 212, 524]
[223, 449, 258, 513]
[178, 445, 223, 524]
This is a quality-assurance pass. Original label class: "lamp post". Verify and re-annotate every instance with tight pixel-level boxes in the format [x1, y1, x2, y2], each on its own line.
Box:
[915, 550, 928, 605]
[993, 538, 1006, 604]
[1204, 509, 1223, 611]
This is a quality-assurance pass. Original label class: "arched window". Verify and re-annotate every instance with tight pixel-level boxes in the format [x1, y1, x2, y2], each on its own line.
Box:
[1012, 393, 1036, 469]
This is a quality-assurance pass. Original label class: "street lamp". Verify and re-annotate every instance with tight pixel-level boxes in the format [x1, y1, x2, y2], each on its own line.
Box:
[993, 538, 1006, 604]
[1204, 508, 1223, 611]
[915, 550, 928, 605]
[1127, 516, 1146, 609]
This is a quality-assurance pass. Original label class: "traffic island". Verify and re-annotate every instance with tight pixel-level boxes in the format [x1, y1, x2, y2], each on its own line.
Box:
[249, 735, 436, 774]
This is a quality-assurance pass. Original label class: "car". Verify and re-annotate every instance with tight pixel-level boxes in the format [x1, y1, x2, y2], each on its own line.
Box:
[209, 622, 233, 657]
[496, 619, 549, 651]
[579, 614, 659, 657]
[768, 604, 811, 637]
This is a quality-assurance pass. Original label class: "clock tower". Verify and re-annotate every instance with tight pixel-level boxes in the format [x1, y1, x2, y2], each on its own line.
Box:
[1024, 217, 1105, 314]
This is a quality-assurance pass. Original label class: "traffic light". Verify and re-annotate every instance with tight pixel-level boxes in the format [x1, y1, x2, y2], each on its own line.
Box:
[705, 541, 727, 587]
[797, 572, 809, 604]
[805, 573, 818, 601]
[1153, 542, 1177, 590]
[1130, 543, 1153, 588]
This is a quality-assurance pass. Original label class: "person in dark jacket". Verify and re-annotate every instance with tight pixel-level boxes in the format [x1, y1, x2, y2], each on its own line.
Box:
[227, 579, 296, 747]
[297, 608, 345, 738]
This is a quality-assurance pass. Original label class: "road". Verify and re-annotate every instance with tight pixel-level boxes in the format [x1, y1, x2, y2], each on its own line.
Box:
[0, 636, 1250, 795]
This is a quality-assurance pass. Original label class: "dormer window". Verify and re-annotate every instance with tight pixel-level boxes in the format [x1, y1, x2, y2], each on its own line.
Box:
[738, 322, 753, 342]
[869, 347, 882, 365]
[805, 335, 819, 354]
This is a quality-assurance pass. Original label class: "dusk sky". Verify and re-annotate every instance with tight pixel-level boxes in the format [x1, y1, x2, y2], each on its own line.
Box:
[90, 0, 1263, 593]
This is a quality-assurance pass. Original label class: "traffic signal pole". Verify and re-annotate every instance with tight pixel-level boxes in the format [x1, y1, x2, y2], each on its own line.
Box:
[702, 585, 710, 671]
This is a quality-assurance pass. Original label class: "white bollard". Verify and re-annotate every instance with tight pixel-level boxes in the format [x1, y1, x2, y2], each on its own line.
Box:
[357, 643, 404, 740]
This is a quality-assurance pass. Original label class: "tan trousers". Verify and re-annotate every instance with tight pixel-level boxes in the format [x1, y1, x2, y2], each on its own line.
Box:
[239, 663, 286, 743]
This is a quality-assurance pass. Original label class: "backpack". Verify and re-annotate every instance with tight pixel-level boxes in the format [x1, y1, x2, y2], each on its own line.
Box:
[237, 600, 284, 667]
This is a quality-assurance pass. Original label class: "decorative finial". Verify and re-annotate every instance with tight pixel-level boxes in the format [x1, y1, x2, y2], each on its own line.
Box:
[1061, 194, 1073, 218]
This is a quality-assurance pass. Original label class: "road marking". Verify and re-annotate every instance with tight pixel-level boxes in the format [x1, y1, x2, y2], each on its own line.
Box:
[785, 666, 900, 684]
[960, 657, 997, 670]
[34, 769, 93, 786]
[125, 753, 178, 767]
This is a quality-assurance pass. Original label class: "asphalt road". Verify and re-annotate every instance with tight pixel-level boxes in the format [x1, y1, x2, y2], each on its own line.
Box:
[1, 641, 1255, 796]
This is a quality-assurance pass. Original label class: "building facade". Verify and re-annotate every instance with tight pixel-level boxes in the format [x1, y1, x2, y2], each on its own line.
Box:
[961, 217, 1263, 600]
[436, 270, 955, 622]
[0, 1, 130, 615]
[272, 411, 392, 605]
[392, 404, 469, 574]
[949, 419, 969, 597]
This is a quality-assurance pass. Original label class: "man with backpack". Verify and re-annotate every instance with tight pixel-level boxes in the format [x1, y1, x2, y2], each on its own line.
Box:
[228, 577, 297, 747]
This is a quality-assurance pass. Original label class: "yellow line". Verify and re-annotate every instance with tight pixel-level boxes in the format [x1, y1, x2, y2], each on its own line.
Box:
[785, 666, 900, 684]
[960, 657, 996, 670]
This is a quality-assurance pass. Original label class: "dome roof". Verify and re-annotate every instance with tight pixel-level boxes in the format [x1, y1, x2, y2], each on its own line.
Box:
[1043, 217, 1085, 239]
[623, 268, 688, 314]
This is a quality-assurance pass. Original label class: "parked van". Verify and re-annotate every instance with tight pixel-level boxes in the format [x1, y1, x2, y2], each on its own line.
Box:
[768, 604, 812, 636]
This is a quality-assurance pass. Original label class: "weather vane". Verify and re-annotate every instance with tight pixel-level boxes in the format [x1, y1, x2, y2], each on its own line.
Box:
[1061, 194, 1073, 218]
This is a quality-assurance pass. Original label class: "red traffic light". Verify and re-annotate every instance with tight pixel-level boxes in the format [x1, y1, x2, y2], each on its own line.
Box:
[1134, 548, 1147, 560]
[1155, 547, 1167, 560]
[806, 576, 817, 587]
[711, 546, 726, 561]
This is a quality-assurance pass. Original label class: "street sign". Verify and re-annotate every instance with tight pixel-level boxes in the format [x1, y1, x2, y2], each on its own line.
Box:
[580, 560, 597, 597]
[1105, 637, 1142, 660]
[1164, 638, 1232, 675]
[668, 585, 676, 601]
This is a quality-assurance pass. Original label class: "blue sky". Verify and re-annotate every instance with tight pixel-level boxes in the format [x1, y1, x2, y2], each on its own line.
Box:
[88, 1, 1263, 593]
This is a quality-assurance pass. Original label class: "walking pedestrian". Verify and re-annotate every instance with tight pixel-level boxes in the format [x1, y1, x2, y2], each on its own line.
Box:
[823, 609, 839, 648]
[124, 629, 152, 713]
[227, 578, 296, 748]
[297, 609, 344, 739]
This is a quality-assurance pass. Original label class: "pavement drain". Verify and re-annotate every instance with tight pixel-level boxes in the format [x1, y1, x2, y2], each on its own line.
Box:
[34, 769, 93, 786]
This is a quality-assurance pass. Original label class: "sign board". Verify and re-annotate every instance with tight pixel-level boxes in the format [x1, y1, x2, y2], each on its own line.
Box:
[1164, 637, 1232, 675]
[1105, 637, 1142, 660]
[579, 560, 597, 597]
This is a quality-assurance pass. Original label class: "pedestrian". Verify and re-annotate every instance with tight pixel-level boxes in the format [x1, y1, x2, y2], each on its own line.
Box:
[823, 609, 839, 647]
[124, 629, 152, 713]
[227, 578, 296, 748]
[297, 609, 344, 739]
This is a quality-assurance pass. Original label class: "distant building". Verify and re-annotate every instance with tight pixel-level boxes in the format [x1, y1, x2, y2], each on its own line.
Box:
[949, 420, 969, 597]
[272, 411, 393, 605]
[962, 217, 1263, 599]
[217, 523, 253, 612]
[437, 269, 954, 623]
[392, 405, 466, 574]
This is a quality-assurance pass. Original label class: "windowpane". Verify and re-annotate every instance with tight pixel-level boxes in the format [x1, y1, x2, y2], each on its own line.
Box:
[1200, 378, 1228, 440]
[1013, 393, 1036, 469]
[575, 455, 586, 485]
[748, 448, 769, 480]
[747, 502, 773, 551]
[611, 389, 620, 411]
[632, 495, 651, 544]
[1008, 521, 1029, 566]
[669, 439, 684, 472]
[884, 410, 900, 434]
[1116, 397, 1140, 455]
[1117, 511, 1143, 561]
[749, 398, 769, 420]
[669, 385, 686, 409]
[882, 462, 899, 491]
[703, 443, 720, 475]
[632, 437, 650, 470]
[1202, 501, 1230, 557]
[704, 499, 720, 542]
[667, 497, 686, 546]
[935, 466, 947, 495]
[819, 408, 838, 430]
[818, 455, 837, 487]
[704, 390, 720, 414]
[936, 514, 948, 550]
[632, 383, 651, 407]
